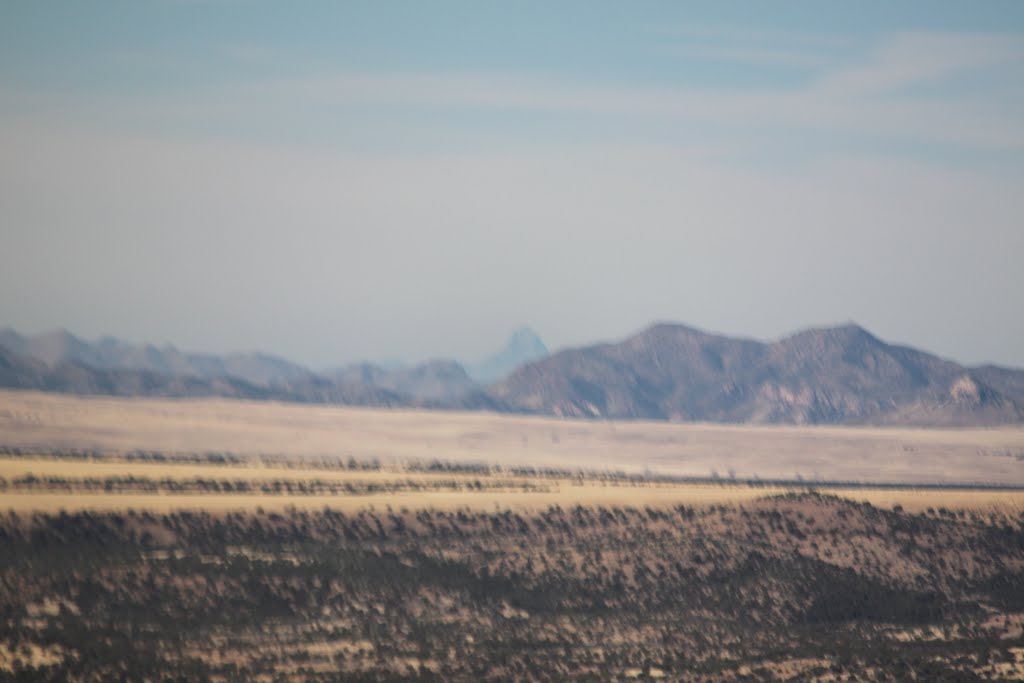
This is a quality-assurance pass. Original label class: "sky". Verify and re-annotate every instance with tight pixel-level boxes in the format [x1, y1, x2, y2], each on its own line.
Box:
[1, 1, 1023, 369]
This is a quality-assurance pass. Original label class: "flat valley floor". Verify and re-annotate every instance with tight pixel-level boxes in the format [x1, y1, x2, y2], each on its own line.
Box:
[2, 389, 1024, 486]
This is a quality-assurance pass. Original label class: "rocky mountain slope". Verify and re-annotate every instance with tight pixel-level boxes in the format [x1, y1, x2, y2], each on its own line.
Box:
[489, 322, 1024, 425]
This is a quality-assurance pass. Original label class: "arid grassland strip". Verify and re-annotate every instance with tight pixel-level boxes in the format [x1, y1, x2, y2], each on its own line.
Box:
[3, 447, 1023, 490]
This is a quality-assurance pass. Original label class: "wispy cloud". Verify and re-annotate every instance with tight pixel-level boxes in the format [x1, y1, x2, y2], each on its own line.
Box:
[5, 30, 1019, 155]
[2, 7, 1023, 367]
[815, 31, 1024, 97]
[655, 22, 852, 72]
[218, 31, 1022, 151]
[668, 23, 853, 50]
[663, 44, 832, 69]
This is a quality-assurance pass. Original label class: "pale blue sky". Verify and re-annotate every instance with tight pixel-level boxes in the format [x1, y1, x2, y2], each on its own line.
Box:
[1, 2, 1023, 368]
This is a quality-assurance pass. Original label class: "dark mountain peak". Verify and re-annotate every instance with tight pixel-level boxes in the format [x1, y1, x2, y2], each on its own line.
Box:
[834, 320, 872, 334]
[618, 323, 766, 377]
[626, 321, 738, 349]
[779, 322, 880, 347]
[635, 320, 709, 337]
[770, 324, 893, 371]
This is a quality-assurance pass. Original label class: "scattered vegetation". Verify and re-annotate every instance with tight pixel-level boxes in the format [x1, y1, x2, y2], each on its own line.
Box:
[0, 473, 548, 496]
[4, 446, 1022, 491]
[2, 493, 1023, 681]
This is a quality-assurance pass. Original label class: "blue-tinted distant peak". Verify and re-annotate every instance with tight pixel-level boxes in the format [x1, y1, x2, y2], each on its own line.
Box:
[470, 327, 549, 384]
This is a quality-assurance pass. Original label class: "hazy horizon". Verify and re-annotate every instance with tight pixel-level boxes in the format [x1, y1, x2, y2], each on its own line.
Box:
[2, 2, 1023, 368]
[4, 317, 1024, 374]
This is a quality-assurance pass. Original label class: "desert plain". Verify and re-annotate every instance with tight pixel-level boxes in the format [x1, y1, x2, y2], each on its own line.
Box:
[0, 389, 1022, 514]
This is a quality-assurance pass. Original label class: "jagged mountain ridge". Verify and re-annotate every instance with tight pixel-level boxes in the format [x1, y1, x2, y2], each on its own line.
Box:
[0, 344, 276, 401]
[0, 328, 314, 387]
[0, 327, 531, 409]
[2, 322, 1023, 425]
[489, 322, 1024, 425]
[325, 359, 480, 402]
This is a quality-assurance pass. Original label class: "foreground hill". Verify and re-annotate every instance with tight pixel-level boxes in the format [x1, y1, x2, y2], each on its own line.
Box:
[490, 322, 1024, 425]
[1, 493, 1022, 680]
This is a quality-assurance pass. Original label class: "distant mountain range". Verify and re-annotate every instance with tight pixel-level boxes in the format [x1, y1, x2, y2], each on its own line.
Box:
[0, 326, 544, 409]
[492, 322, 1024, 426]
[1, 322, 1023, 426]
[0, 328, 314, 385]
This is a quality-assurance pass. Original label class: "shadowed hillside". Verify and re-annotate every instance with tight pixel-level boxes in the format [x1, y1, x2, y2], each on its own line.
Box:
[1, 494, 1022, 680]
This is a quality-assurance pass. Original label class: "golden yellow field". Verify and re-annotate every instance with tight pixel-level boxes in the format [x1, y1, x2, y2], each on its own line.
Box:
[0, 457, 489, 484]
[1, 389, 1023, 514]
[3, 482, 1023, 514]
